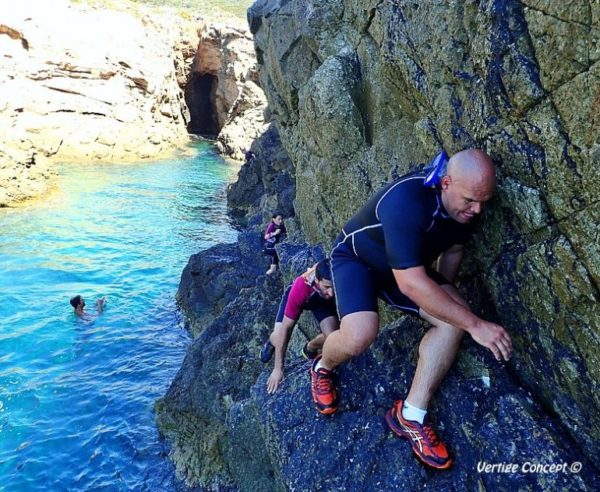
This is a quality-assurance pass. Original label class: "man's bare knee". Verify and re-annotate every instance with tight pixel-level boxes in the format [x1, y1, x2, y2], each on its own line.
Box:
[419, 322, 464, 357]
[345, 333, 376, 357]
[319, 316, 338, 337]
[339, 311, 378, 358]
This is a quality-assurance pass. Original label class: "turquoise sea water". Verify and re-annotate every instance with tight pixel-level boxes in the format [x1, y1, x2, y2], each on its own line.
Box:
[0, 142, 238, 491]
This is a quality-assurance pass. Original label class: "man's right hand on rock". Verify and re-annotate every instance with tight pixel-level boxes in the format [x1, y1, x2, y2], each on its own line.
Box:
[470, 320, 513, 361]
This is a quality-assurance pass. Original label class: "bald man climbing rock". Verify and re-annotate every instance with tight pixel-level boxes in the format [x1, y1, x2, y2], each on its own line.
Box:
[310, 149, 513, 469]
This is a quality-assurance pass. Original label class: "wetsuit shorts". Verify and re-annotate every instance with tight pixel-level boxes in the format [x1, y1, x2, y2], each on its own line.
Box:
[275, 285, 337, 324]
[330, 233, 450, 319]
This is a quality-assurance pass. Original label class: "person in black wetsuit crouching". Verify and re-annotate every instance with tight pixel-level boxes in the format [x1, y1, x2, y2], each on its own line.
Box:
[309, 149, 513, 470]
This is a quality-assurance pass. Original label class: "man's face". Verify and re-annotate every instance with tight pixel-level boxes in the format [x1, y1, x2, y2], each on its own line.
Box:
[315, 279, 334, 299]
[440, 175, 494, 224]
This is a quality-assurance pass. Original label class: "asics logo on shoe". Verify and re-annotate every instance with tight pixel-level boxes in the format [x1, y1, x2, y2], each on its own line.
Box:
[400, 425, 424, 453]
[385, 400, 452, 470]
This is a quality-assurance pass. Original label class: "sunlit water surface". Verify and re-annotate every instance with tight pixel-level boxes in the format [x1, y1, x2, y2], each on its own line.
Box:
[0, 142, 238, 491]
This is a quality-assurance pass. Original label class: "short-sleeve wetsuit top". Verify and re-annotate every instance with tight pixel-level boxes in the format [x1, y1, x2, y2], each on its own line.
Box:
[275, 269, 337, 324]
[339, 171, 475, 282]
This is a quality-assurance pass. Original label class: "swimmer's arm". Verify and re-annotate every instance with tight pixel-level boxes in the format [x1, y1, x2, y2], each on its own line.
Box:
[436, 244, 464, 283]
[96, 297, 106, 314]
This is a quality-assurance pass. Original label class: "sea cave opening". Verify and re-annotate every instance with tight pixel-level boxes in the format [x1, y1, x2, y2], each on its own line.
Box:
[185, 73, 219, 137]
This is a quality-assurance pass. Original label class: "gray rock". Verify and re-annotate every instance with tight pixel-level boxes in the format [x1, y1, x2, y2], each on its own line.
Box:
[226, 124, 295, 225]
[249, 0, 600, 464]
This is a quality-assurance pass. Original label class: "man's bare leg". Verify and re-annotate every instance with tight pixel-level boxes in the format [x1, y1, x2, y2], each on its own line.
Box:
[306, 315, 339, 351]
[306, 333, 325, 352]
[405, 284, 469, 409]
[319, 311, 379, 370]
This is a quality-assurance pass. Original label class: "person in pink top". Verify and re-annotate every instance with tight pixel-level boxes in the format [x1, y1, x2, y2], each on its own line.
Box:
[260, 259, 339, 393]
[263, 212, 287, 275]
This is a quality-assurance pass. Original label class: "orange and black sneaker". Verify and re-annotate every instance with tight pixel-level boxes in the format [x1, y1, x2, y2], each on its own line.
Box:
[310, 356, 339, 415]
[385, 400, 453, 470]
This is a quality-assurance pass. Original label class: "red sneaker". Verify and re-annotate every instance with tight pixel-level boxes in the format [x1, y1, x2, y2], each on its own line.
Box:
[309, 356, 339, 415]
[385, 400, 453, 469]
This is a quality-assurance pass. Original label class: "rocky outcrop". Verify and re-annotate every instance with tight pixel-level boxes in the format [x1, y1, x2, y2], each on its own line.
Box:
[226, 124, 295, 225]
[176, 231, 266, 337]
[160, 231, 598, 491]
[187, 23, 269, 160]
[159, 0, 600, 490]
[250, 0, 600, 465]
[0, 145, 55, 206]
[157, 238, 328, 489]
[0, 0, 197, 206]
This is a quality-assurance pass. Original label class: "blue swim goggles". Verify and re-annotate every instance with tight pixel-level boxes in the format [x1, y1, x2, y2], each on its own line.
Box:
[423, 151, 448, 188]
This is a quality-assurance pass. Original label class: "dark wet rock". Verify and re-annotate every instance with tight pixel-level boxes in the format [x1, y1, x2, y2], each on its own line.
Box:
[237, 328, 598, 491]
[161, 253, 599, 489]
[157, 272, 283, 488]
[176, 231, 264, 337]
[226, 124, 295, 226]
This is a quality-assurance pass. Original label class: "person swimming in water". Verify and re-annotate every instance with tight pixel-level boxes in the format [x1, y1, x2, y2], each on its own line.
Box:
[70, 295, 106, 318]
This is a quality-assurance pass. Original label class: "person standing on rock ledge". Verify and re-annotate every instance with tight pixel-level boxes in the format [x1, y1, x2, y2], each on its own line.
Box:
[261, 259, 339, 394]
[263, 212, 287, 275]
[309, 149, 513, 470]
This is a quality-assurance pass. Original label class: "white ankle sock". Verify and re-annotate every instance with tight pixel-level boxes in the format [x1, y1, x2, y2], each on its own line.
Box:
[314, 359, 324, 371]
[402, 400, 427, 424]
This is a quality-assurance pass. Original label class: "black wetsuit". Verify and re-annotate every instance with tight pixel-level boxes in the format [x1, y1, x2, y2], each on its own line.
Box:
[330, 171, 474, 318]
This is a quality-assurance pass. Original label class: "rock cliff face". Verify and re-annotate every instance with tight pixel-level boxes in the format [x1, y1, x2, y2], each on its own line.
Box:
[0, 0, 268, 207]
[0, 0, 197, 206]
[159, 0, 600, 490]
[226, 123, 295, 225]
[250, 0, 600, 463]
[187, 23, 269, 161]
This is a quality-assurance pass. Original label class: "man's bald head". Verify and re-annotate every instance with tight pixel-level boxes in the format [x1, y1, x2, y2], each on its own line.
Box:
[440, 149, 496, 223]
[447, 149, 496, 190]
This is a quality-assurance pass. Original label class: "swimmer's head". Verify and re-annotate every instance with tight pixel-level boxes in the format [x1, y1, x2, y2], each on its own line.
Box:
[70, 295, 84, 309]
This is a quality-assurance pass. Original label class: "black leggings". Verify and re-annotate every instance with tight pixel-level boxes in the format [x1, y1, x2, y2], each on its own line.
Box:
[264, 247, 279, 266]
